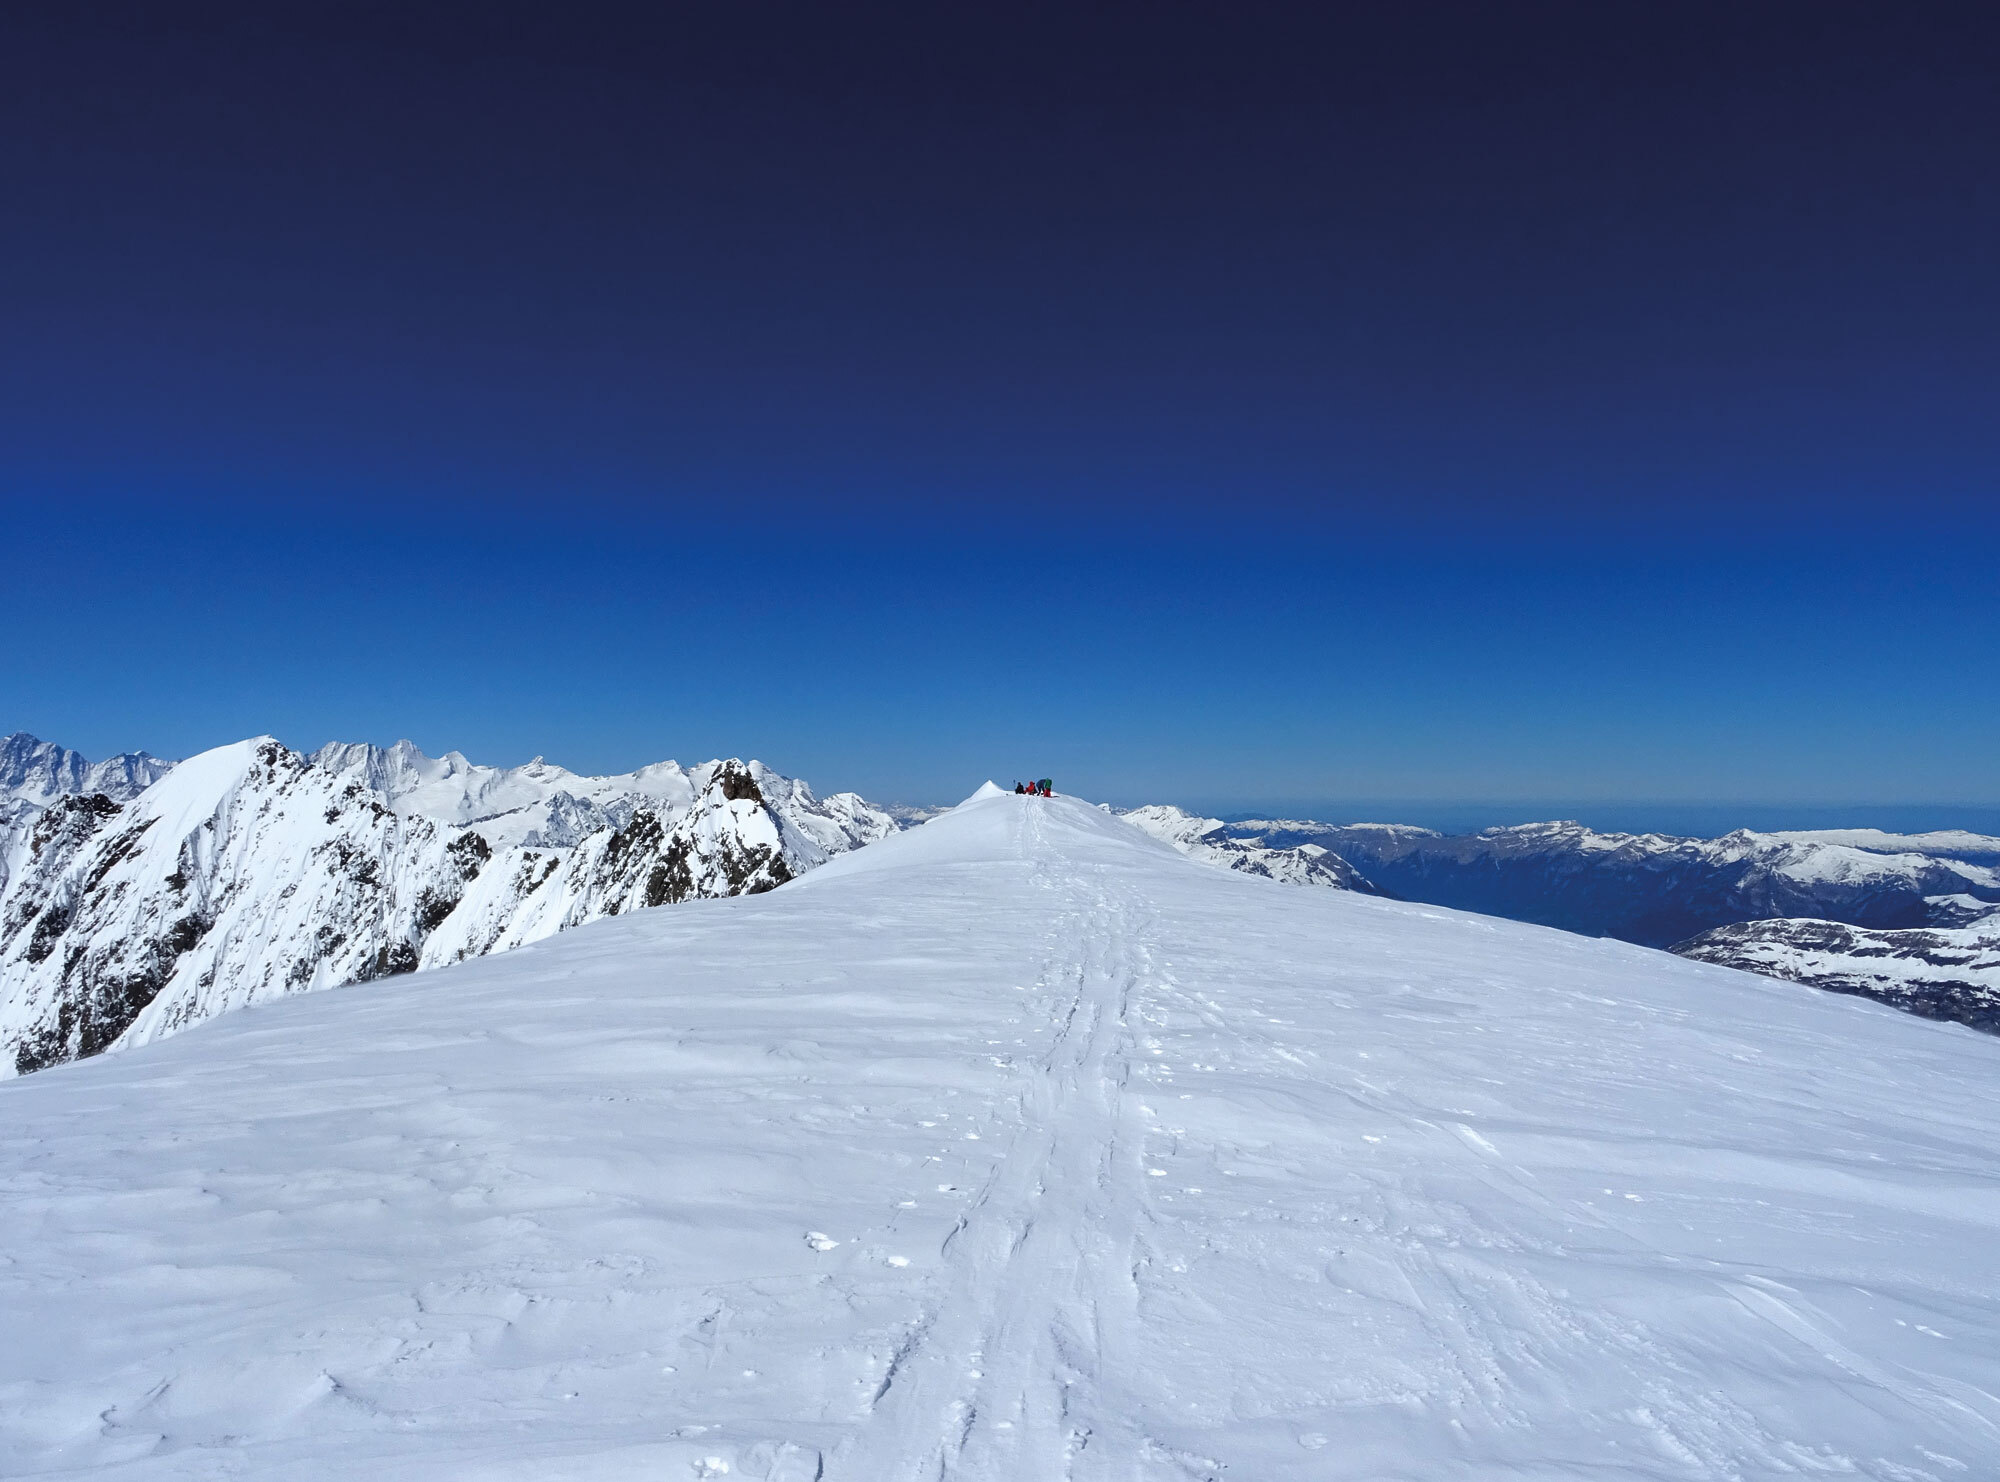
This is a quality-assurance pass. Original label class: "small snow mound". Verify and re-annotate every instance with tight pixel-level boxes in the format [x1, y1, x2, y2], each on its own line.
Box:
[962, 781, 1010, 804]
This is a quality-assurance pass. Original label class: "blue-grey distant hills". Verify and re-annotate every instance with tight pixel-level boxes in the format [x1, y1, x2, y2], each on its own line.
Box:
[1227, 817, 2000, 946]
[1121, 809, 2000, 1034]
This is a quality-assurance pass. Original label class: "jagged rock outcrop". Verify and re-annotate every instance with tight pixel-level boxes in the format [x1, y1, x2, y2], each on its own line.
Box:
[418, 761, 806, 966]
[1, 735, 176, 900]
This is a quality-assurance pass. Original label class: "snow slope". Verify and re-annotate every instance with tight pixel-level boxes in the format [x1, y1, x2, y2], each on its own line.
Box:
[4, 789, 1997, 1480]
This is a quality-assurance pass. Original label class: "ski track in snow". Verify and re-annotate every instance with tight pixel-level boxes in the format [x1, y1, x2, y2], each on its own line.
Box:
[4, 793, 2000, 1480]
[834, 798, 1152, 1481]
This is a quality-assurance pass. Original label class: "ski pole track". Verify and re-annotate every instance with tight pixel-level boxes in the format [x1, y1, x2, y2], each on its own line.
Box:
[829, 799, 1156, 1482]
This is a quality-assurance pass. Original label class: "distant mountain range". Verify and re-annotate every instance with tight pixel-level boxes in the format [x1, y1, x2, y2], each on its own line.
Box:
[1222, 817, 2000, 944]
[5, 732, 1997, 1074]
[1110, 809, 2000, 1035]
[1673, 910, 2000, 1032]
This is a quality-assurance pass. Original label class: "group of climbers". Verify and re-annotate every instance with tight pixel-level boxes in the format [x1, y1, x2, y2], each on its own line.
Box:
[1013, 779, 1054, 797]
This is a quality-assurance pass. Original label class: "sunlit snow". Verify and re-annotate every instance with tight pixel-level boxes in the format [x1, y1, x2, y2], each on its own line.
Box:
[3, 790, 1997, 1479]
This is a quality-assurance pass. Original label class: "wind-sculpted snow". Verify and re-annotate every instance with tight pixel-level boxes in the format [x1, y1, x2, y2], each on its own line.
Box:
[3, 789, 1997, 1479]
[0, 741, 897, 1075]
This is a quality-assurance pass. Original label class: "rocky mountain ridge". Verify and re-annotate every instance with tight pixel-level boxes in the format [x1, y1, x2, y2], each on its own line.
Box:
[0, 737, 896, 1075]
[11, 729, 2000, 1058]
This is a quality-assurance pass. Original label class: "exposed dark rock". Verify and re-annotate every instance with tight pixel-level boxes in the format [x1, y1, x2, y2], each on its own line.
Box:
[715, 763, 764, 806]
[356, 939, 421, 981]
[29, 792, 120, 860]
[14, 906, 214, 1074]
[25, 897, 75, 964]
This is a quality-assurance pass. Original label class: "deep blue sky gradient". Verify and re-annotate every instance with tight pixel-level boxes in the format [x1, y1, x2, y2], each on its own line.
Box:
[2, 3, 1995, 816]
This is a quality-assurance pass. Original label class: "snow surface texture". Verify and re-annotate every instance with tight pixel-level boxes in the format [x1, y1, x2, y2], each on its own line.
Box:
[4, 789, 1998, 1480]
[0, 740, 896, 1076]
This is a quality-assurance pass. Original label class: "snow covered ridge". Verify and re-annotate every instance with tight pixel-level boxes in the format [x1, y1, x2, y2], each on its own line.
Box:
[7, 789, 2000, 1478]
[0, 737, 896, 1076]
[1116, 804, 1380, 892]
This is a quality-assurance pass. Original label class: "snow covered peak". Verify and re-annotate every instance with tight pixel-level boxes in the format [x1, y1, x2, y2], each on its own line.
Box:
[309, 739, 710, 848]
[312, 739, 592, 831]
[0, 732, 174, 805]
[1, 738, 900, 1075]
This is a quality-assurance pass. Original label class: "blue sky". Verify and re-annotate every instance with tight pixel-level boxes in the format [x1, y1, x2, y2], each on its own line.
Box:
[2, 4, 1995, 817]
[7, 481, 1992, 817]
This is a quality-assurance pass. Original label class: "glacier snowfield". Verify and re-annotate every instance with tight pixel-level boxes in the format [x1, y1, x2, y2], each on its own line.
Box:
[3, 790, 1998, 1480]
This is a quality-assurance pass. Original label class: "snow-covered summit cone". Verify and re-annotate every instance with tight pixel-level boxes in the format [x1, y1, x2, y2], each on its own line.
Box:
[5, 784, 1999, 1478]
[1118, 802, 1380, 891]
